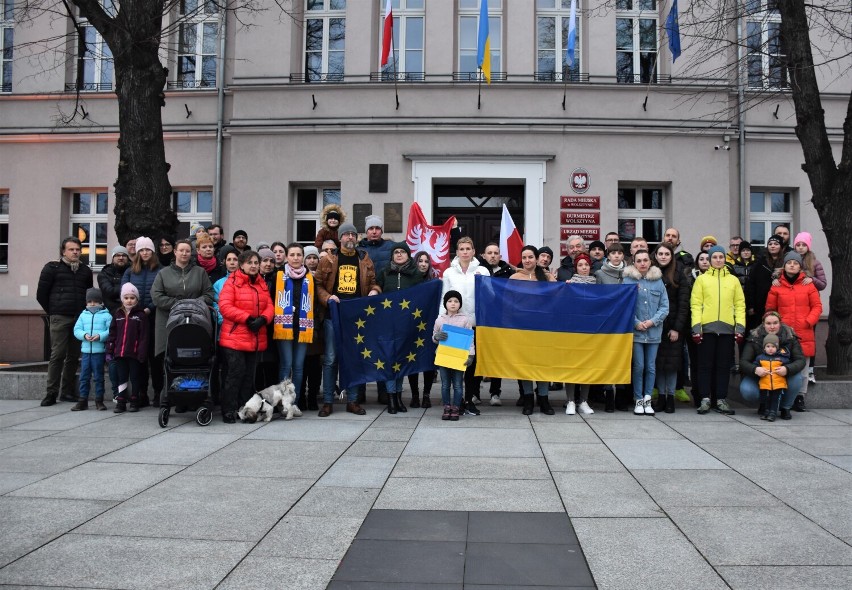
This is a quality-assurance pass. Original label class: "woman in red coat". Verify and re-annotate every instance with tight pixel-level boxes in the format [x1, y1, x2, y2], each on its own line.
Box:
[766, 251, 822, 412]
[218, 250, 274, 423]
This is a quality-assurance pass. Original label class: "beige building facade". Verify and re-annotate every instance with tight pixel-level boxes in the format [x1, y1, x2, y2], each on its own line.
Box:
[0, 0, 847, 360]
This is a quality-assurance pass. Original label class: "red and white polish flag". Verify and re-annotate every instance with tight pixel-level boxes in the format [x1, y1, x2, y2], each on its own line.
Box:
[381, 0, 393, 67]
[499, 204, 523, 267]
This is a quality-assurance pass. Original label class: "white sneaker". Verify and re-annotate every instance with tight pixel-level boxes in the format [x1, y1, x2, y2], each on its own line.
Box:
[565, 401, 576, 415]
[472, 394, 482, 405]
[808, 369, 816, 384]
[578, 401, 594, 415]
[490, 394, 502, 406]
[634, 400, 645, 415]
[643, 395, 655, 415]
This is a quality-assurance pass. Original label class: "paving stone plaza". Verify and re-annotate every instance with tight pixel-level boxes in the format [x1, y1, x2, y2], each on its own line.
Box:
[0, 394, 850, 589]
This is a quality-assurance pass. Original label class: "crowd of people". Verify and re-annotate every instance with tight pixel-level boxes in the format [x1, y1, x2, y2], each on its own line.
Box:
[36, 207, 825, 424]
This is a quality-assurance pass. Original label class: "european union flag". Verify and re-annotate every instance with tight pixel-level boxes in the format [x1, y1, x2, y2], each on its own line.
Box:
[665, 0, 682, 63]
[330, 280, 442, 390]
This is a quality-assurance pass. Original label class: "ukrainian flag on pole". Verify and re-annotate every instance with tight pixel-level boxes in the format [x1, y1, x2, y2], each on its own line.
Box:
[474, 276, 637, 384]
[477, 0, 491, 83]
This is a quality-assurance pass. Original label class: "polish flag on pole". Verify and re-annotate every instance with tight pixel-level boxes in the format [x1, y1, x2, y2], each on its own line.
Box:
[499, 204, 523, 267]
[380, 0, 393, 67]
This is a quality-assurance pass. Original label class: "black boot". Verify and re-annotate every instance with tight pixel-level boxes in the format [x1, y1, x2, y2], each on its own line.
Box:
[614, 388, 629, 412]
[792, 394, 808, 412]
[516, 395, 525, 407]
[71, 399, 88, 411]
[410, 391, 421, 409]
[307, 392, 318, 411]
[665, 394, 675, 414]
[539, 396, 555, 415]
[780, 408, 792, 420]
[40, 394, 57, 407]
[387, 393, 397, 414]
[522, 395, 534, 416]
[396, 392, 407, 413]
[604, 389, 615, 413]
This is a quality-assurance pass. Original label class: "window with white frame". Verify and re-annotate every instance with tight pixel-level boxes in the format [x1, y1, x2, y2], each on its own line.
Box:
[746, 0, 786, 89]
[458, 0, 502, 80]
[172, 189, 213, 239]
[70, 191, 109, 268]
[749, 190, 793, 247]
[294, 187, 341, 244]
[73, 0, 117, 91]
[378, 0, 424, 81]
[305, 0, 346, 82]
[536, 0, 581, 82]
[615, 0, 657, 84]
[0, 192, 8, 270]
[1, 0, 13, 93]
[617, 186, 665, 246]
[177, 0, 219, 89]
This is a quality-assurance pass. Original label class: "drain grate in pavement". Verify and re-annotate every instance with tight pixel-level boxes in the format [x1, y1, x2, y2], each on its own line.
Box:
[327, 510, 596, 589]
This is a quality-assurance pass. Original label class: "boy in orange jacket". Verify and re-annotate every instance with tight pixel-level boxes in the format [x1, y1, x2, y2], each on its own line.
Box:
[754, 334, 789, 422]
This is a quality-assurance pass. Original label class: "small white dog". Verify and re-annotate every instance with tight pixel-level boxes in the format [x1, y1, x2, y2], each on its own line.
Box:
[238, 379, 301, 422]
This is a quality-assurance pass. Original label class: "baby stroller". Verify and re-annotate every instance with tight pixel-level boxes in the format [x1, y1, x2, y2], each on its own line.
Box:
[158, 298, 216, 427]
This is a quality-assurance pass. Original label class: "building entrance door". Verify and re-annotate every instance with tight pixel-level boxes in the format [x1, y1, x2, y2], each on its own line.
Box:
[432, 184, 524, 252]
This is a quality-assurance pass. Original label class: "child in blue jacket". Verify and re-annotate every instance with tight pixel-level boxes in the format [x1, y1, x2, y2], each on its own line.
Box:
[72, 288, 113, 411]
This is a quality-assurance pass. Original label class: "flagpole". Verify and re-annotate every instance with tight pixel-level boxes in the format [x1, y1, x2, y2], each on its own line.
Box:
[478, 67, 482, 110]
[391, 39, 400, 110]
[562, 65, 568, 110]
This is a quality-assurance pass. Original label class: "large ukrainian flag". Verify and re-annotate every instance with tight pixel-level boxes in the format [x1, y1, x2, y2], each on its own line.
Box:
[474, 276, 637, 384]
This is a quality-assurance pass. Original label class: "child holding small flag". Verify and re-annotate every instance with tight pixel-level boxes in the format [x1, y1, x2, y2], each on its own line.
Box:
[433, 290, 473, 422]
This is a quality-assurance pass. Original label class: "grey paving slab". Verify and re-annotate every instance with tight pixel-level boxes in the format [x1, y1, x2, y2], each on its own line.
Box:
[170, 415, 265, 434]
[0, 429, 55, 450]
[729, 410, 846, 427]
[390, 455, 552, 480]
[702, 441, 821, 468]
[464, 542, 593, 587]
[531, 421, 602, 443]
[819, 455, 852, 472]
[8, 461, 183, 501]
[369, 415, 422, 428]
[405, 426, 542, 457]
[810, 408, 852, 424]
[0, 471, 48, 494]
[328, 583, 462, 590]
[182, 439, 348, 479]
[667, 506, 852, 565]
[0, 409, 62, 429]
[0, 400, 45, 413]
[0, 436, 136, 475]
[8, 409, 117, 431]
[553, 471, 664, 517]
[0, 533, 253, 590]
[653, 409, 732, 422]
[358, 427, 415, 441]
[376, 477, 564, 512]
[244, 418, 370, 441]
[0, 497, 115, 568]
[332, 539, 466, 584]
[573, 517, 730, 590]
[467, 511, 577, 544]
[252, 515, 363, 559]
[541, 442, 627, 472]
[588, 418, 684, 440]
[632, 469, 784, 508]
[665, 421, 775, 443]
[344, 440, 407, 457]
[779, 435, 852, 456]
[289, 486, 381, 519]
[54, 413, 191, 438]
[316, 456, 397, 488]
[77, 474, 313, 541]
[424, 413, 533, 429]
[356, 510, 468, 542]
[96, 431, 242, 465]
[219, 555, 340, 590]
[752, 424, 851, 439]
[606, 439, 729, 470]
[717, 565, 852, 589]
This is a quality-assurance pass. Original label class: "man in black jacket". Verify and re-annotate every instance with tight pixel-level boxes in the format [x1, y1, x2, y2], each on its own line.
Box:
[97, 246, 130, 313]
[36, 237, 93, 406]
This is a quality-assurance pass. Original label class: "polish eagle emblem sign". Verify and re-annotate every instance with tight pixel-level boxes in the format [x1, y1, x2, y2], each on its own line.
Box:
[405, 202, 455, 278]
[571, 168, 590, 194]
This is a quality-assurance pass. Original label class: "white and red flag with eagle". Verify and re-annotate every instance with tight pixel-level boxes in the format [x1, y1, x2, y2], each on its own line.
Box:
[405, 202, 455, 278]
[380, 0, 393, 67]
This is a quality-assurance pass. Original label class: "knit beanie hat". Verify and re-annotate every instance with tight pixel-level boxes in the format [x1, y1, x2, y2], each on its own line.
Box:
[538, 246, 554, 260]
[700, 235, 718, 250]
[233, 229, 248, 241]
[763, 334, 780, 348]
[784, 251, 803, 265]
[793, 232, 812, 250]
[134, 236, 155, 253]
[739, 241, 752, 252]
[443, 290, 462, 309]
[303, 245, 320, 259]
[588, 240, 606, 252]
[338, 222, 358, 236]
[392, 241, 411, 256]
[110, 246, 130, 260]
[85, 288, 103, 304]
[190, 223, 205, 237]
[120, 283, 139, 300]
[766, 235, 784, 248]
[574, 253, 593, 269]
[707, 245, 726, 258]
[364, 215, 383, 230]
[257, 247, 275, 261]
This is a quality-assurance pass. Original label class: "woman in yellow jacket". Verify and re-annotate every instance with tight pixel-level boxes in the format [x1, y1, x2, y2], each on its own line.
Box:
[690, 246, 746, 415]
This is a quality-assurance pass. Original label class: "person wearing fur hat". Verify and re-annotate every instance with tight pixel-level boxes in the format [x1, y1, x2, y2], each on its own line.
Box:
[377, 241, 425, 414]
[71, 288, 112, 411]
[690, 245, 745, 415]
[121, 236, 162, 406]
[622, 249, 669, 416]
[37, 237, 94, 406]
[745, 234, 785, 333]
[98, 246, 131, 313]
[766, 251, 822, 411]
[433, 290, 474, 421]
[106, 283, 149, 413]
[358, 214, 395, 276]
[314, 204, 345, 248]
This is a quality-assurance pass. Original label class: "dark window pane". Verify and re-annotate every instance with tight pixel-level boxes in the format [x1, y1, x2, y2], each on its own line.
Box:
[0, 194, 8, 215]
[72, 222, 90, 243]
[639, 19, 656, 51]
[96, 193, 108, 214]
[95, 245, 107, 266]
[639, 51, 657, 83]
[0, 244, 7, 267]
[296, 219, 317, 242]
[96, 222, 108, 242]
[747, 55, 763, 87]
[642, 219, 662, 243]
[306, 0, 323, 10]
[770, 192, 790, 212]
[618, 218, 637, 241]
[616, 52, 634, 83]
[750, 222, 765, 245]
[305, 19, 323, 52]
[0, 222, 7, 241]
[616, 0, 632, 9]
[750, 192, 764, 212]
[618, 188, 636, 209]
[639, 0, 656, 9]
[174, 191, 191, 213]
[329, 18, 345, 50]
[180, 25, 197, 54]
[201, 56, 216, 85]
[330, 0, 346, 9]
[179, 56, 196, 82]
[197, 191, 213, 213]
[73, 193, 90, 215]
[297, 189, 317, 211]
[538, 17, 555, 50]
[616, 18, 633, 50]
[642, 189, 662, 209]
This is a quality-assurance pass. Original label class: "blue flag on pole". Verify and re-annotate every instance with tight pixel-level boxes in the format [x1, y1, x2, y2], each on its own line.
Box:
[477, 0, 491, 83]
[665, 0, 682, 63]
[565, 0, 577, 69]
[331, 281, 442, 390]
